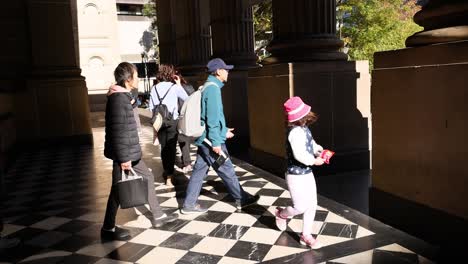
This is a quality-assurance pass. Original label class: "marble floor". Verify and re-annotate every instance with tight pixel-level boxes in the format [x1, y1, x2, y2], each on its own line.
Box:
[0, 113, 438, 263]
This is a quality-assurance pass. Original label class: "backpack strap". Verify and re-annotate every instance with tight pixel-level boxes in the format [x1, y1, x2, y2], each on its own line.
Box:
[155, 84, 175, 105]
[200, 81, 218, 93]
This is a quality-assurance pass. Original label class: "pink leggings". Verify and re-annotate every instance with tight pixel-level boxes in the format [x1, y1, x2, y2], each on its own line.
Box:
[280, 173, 317, 235]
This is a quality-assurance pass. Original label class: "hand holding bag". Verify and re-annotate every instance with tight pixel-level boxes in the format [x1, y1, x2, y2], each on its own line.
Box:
[116, 168, 148, 209]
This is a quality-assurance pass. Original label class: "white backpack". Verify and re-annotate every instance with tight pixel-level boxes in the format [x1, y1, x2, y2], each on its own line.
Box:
[177, 81, 218, 137]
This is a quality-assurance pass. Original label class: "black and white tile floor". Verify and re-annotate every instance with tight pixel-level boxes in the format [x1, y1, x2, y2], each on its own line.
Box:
[1, 117, 438, 263]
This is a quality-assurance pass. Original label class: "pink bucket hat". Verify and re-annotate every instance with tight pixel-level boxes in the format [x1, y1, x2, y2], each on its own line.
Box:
[284, 96, 311, 122]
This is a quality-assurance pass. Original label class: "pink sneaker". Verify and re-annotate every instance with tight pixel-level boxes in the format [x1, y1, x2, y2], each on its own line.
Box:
[300, 234, 322, 249]
[275, 207, 288, 231]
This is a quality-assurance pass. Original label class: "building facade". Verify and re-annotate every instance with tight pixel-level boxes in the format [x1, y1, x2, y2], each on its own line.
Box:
[77, 0, 152, 95]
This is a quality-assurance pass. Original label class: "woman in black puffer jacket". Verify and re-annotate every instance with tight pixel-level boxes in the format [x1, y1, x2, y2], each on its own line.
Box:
[102, 62, 178, 241]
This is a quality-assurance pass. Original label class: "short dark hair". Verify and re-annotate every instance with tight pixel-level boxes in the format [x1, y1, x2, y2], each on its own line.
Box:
[287, 112, 318, 128]
[114, 62, 137, 87]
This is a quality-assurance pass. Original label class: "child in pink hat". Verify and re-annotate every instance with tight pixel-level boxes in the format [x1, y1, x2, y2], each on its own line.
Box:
[276, 96, 325, 249]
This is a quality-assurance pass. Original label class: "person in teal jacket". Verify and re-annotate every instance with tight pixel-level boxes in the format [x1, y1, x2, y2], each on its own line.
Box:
[194, 75, 227, 147]
[181, 58, 260, 214]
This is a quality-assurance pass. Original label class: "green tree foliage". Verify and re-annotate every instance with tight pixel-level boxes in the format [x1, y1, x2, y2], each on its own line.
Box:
[252, 0, 273, 60]
[253, 0, 272, 43]
[142, 1, 158, 61]
[338, 0, 422, 68]
[143, 1, 157, 29]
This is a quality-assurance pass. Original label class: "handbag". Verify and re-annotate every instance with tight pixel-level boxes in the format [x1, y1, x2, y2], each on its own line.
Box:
[116, 168, 148, 209]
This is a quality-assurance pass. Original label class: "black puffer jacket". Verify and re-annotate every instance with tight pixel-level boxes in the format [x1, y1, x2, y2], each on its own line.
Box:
[104, 92, 142, 163]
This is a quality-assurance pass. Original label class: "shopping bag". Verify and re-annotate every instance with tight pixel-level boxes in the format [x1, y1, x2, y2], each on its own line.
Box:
[116, 168, 148, 209]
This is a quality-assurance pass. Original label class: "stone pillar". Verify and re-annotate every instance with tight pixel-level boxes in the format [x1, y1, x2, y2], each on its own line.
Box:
[371, 0, 468, 249]
[174, 0, 211, 75]
[0, 1, 29, 168]
[156, 0, 178, 65]
[210, 0, 257, 69]
[209, 0, 258, 152]
[248, 0, 369, 175]
[265, 0, 347, 63]
[406, 0, 468, 47]
[16, 0, 92, 143]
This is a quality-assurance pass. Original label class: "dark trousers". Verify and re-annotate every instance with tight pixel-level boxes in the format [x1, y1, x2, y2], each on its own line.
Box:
[157, 120, 178, 175]
[183, 143, 251, 209]
[103, 159, 164, 230]
[178, 134, 192, 167]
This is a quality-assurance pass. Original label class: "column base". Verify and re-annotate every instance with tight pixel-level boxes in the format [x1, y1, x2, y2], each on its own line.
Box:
[247, 61, 370, 175]
[265, 37, 348, 63]
[372, 40, 468, 223]
[406, 26, 468, 47]
[15, 72, 92, 141]
[177, 64, 208, 76]
[211, 53, 260, 70]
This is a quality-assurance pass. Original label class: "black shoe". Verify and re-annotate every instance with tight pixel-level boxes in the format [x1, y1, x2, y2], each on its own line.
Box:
[235, 194, 260, 210]
[0, 237, 20, 249]
[100, 226, 131, 240]
[151, 213, 179, 228]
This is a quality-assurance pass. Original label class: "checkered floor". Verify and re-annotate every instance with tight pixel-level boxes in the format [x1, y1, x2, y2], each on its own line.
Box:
[0, 115, 437, 263]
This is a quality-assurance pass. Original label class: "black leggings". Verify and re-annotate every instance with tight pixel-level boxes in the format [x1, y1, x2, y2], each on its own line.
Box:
[178, 134, 192, 167]
[157, 120, 178, 175]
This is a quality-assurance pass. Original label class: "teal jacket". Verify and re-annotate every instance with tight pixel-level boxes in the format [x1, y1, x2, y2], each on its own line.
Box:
[195, 75, 227, 147]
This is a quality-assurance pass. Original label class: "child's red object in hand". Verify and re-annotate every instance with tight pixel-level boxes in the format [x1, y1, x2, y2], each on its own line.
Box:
[320, 150, 335, 164]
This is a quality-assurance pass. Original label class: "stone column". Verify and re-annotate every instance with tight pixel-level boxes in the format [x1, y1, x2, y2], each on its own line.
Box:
[17, 0, 92, 142]
[208, 0, 259, 152]
[156, 0, 178, 65]
[248, 0, 369, 175]
[371, 0, 468, 245]
[174, 0, 211, 74]
[210, 0, 257, 69]
[406, 0, 468, 47]
[0, 1, 30, 169]
[265, 0, 347, 63]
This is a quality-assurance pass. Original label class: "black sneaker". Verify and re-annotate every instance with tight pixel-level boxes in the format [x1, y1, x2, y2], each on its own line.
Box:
[0, 237, 20, 249]
[235, 194, 260, 210]
[100, 226, 131, 240]
[151, 213, 179, 228]
[180, 204, 208, 215]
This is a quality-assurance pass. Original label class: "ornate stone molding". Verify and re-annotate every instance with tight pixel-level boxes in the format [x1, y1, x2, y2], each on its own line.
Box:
[264, 0, 346, 63]
[175, 0, 211, 74]
[210, 0, 258, 70]
[406, 0, 468, 47]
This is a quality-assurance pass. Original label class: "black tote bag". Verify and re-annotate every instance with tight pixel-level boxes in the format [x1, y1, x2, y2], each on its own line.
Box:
[116, 168, 148, 209]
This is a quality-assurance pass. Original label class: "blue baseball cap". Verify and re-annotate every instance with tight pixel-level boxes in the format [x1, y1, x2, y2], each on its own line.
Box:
[207, 58, 234, 72]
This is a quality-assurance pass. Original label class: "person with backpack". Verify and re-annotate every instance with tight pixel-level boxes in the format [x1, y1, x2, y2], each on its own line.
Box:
[175, 70, 195, 173]
[149, 64, 188, 185]
[180, 58, 260, 214]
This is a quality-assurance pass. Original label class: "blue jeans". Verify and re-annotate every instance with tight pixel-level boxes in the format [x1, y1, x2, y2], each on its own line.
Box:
[183, 143, 251, 209]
